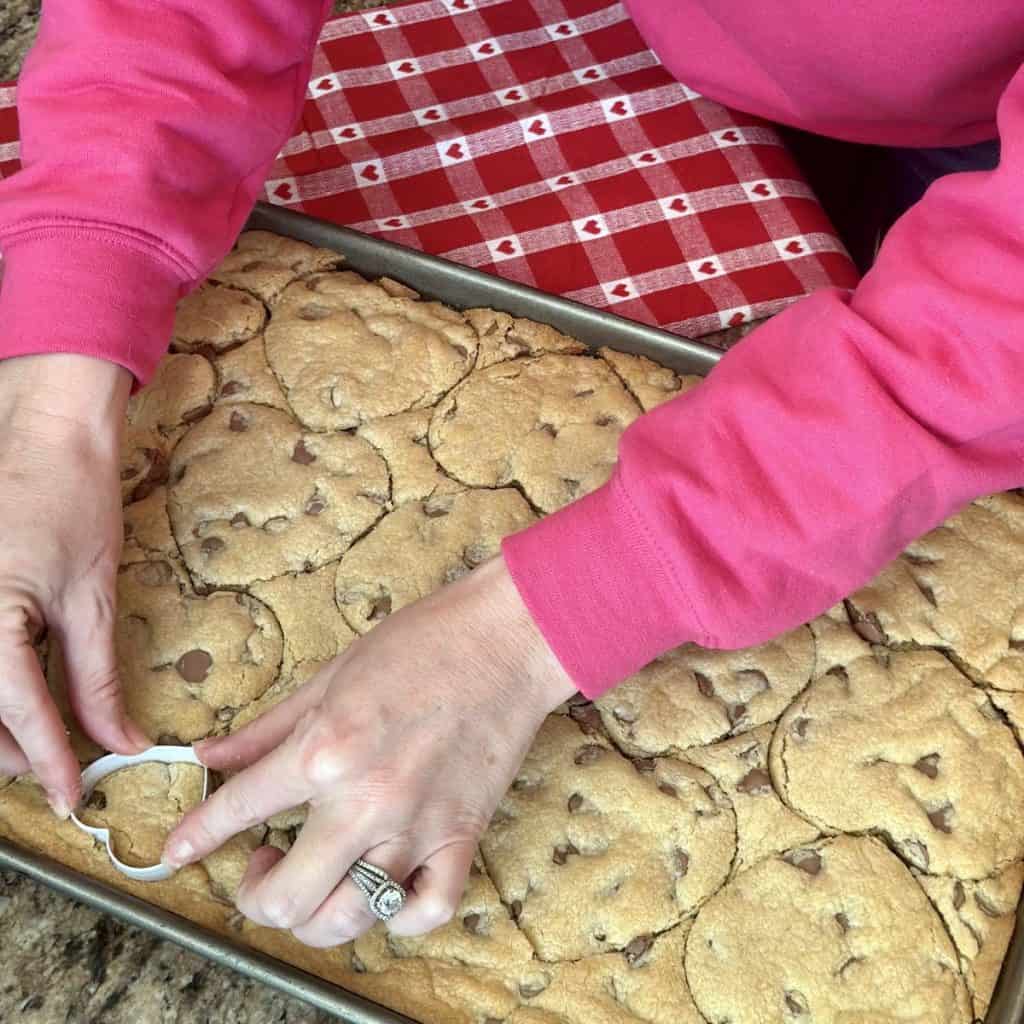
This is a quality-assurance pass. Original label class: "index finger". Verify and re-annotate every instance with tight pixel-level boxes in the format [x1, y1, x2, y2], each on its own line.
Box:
[163, 732, 313, 869]
[0, 634, 82, 816]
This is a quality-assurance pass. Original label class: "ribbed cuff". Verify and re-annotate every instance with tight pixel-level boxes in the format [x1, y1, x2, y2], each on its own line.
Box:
[0, 228, 184, 387]
[501, 474, 705, 699]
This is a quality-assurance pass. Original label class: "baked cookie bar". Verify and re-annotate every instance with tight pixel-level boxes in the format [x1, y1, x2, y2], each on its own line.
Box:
[1, 230, 1022, 1024]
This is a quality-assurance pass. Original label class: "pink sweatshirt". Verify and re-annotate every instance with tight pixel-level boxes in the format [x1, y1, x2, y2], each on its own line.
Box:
[1, 2, 1022, 699]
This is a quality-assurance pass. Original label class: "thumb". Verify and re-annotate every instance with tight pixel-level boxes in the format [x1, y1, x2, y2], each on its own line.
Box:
[57, 580, 151, 755]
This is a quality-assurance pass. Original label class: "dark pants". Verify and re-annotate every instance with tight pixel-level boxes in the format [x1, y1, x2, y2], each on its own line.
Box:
[781, 129, 1001, 273]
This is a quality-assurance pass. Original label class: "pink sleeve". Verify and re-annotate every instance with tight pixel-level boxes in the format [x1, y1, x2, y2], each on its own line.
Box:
[0, 0, 329, 385]
[504, 63, 1024, 699]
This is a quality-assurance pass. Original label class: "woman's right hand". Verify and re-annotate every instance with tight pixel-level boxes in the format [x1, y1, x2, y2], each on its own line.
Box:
[0, 354, 150, 816]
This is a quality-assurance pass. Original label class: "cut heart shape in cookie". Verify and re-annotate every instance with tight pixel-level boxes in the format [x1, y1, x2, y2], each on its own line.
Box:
[69, 746, 209, 882]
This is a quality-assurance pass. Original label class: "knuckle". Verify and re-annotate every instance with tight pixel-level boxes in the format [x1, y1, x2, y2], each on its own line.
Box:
[0, 600, 41, 645]
[328, 902, 372, 940]
[416, 897, 457, 932]
[219, 783, 262, 830]
[295, 711, 347, 787]
[74, 664, 121, 706]
[261, 894, 301, 930]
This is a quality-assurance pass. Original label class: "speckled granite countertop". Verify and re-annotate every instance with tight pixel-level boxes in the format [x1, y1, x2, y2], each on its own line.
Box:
[0, 869, 335, 1023]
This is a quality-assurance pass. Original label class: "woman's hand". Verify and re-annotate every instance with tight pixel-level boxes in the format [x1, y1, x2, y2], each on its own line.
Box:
[163, 556, 576, 947]
[0, 354, 150, 814]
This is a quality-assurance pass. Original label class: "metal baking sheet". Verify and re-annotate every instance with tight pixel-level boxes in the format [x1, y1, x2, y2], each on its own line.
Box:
[3, 201, 1022, 1024]
[245, 203, 721, 378]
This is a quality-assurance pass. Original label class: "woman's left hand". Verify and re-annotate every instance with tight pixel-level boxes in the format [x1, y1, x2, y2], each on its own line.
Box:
[161, 555, 576, 947]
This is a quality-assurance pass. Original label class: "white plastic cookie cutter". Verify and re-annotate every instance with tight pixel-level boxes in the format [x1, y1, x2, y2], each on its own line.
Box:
[69, 745, 209, 883]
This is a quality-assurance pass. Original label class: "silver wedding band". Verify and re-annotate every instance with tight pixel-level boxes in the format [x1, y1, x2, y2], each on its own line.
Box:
[348, 857, 406, 921]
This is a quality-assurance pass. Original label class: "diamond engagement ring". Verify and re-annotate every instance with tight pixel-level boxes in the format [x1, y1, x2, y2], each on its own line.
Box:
[348, 858, 407, 921]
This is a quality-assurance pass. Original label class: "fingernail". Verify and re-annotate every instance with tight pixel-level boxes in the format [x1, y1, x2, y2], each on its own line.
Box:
[163, 838, 195, 868]
[192, 739, 214, 765]
[48, 792, 72, 820]
[124, 719, 152, 752]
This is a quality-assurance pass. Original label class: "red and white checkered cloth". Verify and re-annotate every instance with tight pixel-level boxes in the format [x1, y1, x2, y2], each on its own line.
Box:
[0, 0, 859, 338]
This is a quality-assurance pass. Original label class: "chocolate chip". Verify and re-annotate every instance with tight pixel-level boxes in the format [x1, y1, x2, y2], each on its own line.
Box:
[182, 401, 213, 424]
[694, 672, 715, 698]
[825, 664, 850, 687]
[568, 793, 583, 812]
[927, 803, 954, 834]
[672, 848, 690, 877]
[574, 388, 595, 398]
[350, 952, 366, 973]
[853, 614, 886, 645]
[784, 990, 808, 1016]
[220, 380, 245, 397]
[462, 913, 482, 934]
[791, 717, 810, 739]
[835, 912, 850, 933]
[914, 753, 940, 779]
[561, 478, 580, 498]
[518, 980, 546, 999]
[510, 900, 522, 922]
[727, 702, 747, 726]
[568, 703, 604, 736]
[201, 537, 225, 556]
[291, 440, 316, 465]
[975, 892, 1002, 918]
[131, 450, 170, 502]
[228, 411, 249, 432]
[632, 757, 656, 773]
[298, 303, 333, 320]
[176, 649, 213, 683]
[783, 849, 822, 876]
[537, 422, 558, 437]
[304, 496, 325, 516]
[368, 594, 392, 621]
[658, 782, 678, 798]
[736, 768, 772, 795]
[574, 744, 604, 765]
[230, 512, 249, 528]
[594, 414, 616, 427]
[552, 843, 578, 865]
[953, 881, 966, 909]
[623, 934, 653, 964]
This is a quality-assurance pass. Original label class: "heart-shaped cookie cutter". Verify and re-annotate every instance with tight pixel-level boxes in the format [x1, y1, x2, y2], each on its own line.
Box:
[69, 745, 209, 882]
